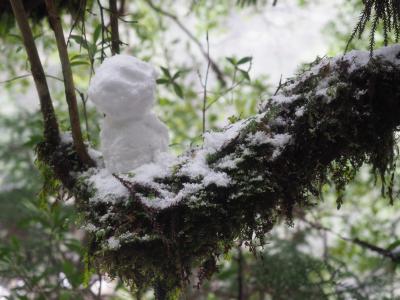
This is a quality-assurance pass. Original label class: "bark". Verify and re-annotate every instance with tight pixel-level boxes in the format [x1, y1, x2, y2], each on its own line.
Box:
[109, 0, 120, 55]
[40, 45, 400, 295]
[9, 0, 60, 147]
[45, 0, 94, 166]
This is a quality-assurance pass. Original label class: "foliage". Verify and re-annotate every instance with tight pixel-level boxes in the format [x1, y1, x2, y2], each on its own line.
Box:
[348, 0, 400, 52]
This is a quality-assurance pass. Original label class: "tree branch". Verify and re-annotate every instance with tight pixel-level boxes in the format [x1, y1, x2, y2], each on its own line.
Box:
[42, 45, 400, 295]
[301, 217, 400, 263]
[109, 0, 120, 55]
[9, 0, 60, 147]
[44, 0, 94, 166]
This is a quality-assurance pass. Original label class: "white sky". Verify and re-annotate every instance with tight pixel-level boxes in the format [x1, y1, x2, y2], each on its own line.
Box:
[211, 1, 341, 83]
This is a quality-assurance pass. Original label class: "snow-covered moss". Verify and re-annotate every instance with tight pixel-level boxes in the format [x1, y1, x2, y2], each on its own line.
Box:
[38, 45, 400, 295]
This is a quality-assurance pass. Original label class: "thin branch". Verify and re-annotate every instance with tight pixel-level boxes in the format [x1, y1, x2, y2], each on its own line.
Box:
[202, 32, 211, 134]
[9, 0, 60, 146]
[109, 0, 120, 55]
[144, 0, 227, 87]
[66, 0, 87, 47]
[302, 217, 400, 263]
[205, 60, 252, 110]
[237, 244, 244, 300]
[0, 73, 31, 84]
[45, 0, 94, 166]
[97, 0, 107, 62]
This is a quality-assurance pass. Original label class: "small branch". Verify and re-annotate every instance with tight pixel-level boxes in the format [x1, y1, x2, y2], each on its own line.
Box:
[144, 0, 227, 86]
[96, 0, 106, 62]
[45, 0, 94, 166]
[202, 32, 211, 134]
[9, 0, 60, 146]
[237, 244, 244, 300]
[109, 0, 120, 55]
[302, 217, 400, 263]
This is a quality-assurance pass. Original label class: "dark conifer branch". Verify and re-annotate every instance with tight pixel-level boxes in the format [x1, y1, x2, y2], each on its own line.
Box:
[9, 0, 60, 147]
[45, 0, 95, 166]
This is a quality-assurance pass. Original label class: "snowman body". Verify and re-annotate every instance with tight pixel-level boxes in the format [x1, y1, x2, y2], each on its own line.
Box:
[88, 55, 169, 173]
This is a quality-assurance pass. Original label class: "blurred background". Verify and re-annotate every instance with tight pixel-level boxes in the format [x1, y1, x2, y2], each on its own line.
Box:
[1, 0, 400, 299]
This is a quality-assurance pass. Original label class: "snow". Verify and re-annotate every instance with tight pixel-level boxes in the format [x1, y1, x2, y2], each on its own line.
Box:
[270, 94, 298, 105]
[203, 119, 246, 154]
[88, 55, 169, 173]
[107, 236, 121, 250]
[84, 223, 97, 232]
[130, 152, 176, 184]
[179, 149, 230, 187]
[60, 132, 73, 144]
[217, 154, 243, 170]
[295, 106, 305, 117]
[342, 44, 400, 72]
[246, 131, 291, 159]
[87, 168, 129, 203]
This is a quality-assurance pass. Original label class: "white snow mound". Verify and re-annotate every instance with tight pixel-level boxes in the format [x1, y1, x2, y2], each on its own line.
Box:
[89, 55, 169, 173]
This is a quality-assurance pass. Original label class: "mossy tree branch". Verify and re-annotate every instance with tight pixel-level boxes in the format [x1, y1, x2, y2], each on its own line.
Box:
[45, 0, 94, 166]
[9, 0, 60, 147]
[37, 45, 400, 297]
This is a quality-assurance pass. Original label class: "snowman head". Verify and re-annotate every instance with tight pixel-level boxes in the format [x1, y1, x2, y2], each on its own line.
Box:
[89, 55, 158, 120]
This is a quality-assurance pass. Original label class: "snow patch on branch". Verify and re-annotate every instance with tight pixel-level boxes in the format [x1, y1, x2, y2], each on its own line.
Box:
[87, 169, 129, 203]
[247, 132, 292, 159]
[203, 119, 246, 154]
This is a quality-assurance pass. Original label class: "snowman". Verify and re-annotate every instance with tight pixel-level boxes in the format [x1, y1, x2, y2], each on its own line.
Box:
[88, 55, 169, 173]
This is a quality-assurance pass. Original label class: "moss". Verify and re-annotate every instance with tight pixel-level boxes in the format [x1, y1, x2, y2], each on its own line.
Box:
[36, 53, 400, 297]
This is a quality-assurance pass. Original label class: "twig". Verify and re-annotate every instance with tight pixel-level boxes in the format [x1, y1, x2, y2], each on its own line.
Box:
[66, 0, 87, 47]
[97, 0, 107, 62]
[273, 74, 283, 96]
[0, 73, 31, 84]
[45, 0, 94, 166]
[237, 243, 244, 300]
[9, 0, 60, 146]
[205, 60, 252, 110]
[302, 217, 400, 263]
[144, 0, 227, 87]
[202, 32, 211, 134]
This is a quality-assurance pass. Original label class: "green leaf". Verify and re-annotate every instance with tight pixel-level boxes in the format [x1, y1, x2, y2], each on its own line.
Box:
[93, 25, 102, 43]
[387, 240, 400, 251]
[237, 56, 252, 65]
[226, 57, 237, 66]
[160, 66, 171, 78]
[62, 260, 83, 288]
[7, 33, 22, 41]
[71, 60, 90, 67]
[70, 35, 89, 50]
[239, 69, 250, 81]
[173, 83, 184, 98]
[83, 253, 94, 288]
[172, 71, 181, 80]
[69, 53, 85, 61]
[156, 78, 170, 85]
